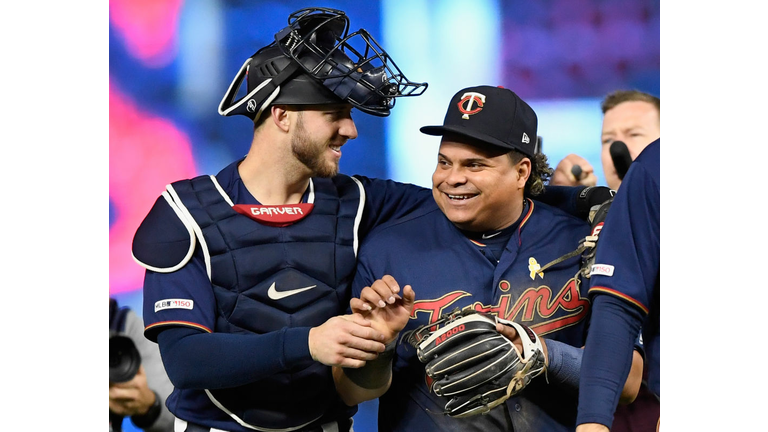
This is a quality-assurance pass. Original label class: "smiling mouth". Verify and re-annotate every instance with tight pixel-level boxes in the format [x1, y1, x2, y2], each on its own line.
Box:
[444, 192, 478, 201]
[328, 144, 343, 157]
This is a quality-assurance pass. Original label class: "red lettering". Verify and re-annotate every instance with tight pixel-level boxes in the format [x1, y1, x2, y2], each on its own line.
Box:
[411, 291, 471, 330]
[410, 280, 589, 339]
[504, 279, 588, 322]
[434, 324, 465, 346]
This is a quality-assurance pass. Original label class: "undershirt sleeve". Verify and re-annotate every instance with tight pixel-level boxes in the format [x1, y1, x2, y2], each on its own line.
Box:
[576, 294, 643, 428]
[157, 326, 313, 389]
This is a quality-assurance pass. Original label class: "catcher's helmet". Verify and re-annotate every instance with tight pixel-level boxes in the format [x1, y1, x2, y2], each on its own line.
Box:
[218, 7, 427, 121]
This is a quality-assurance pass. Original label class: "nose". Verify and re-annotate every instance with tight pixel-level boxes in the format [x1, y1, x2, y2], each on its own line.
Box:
[339, 117, 358, 140]
[441, 166, 467, 187]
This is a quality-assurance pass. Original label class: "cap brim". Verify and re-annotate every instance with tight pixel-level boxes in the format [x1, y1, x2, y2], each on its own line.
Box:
[420, 125, 526, 155]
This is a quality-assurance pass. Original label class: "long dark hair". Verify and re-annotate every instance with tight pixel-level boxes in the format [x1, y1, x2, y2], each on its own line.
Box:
[508, 151, 553, 196]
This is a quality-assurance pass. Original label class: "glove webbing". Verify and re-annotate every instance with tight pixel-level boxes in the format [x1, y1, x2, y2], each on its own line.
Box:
[538, 235, 598, 273]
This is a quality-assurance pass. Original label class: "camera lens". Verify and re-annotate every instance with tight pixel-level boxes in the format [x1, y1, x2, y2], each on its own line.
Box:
[110, 335, 141, 383]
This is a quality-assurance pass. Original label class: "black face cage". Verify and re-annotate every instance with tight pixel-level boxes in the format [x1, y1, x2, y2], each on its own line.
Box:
[275, 7, 427, 117]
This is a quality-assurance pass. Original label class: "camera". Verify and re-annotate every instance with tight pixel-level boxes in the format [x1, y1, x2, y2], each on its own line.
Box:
[110, 332, 141, 383]
[109, 298, 141, 383]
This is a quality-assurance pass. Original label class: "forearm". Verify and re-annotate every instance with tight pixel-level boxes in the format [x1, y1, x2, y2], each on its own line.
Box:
[621, 350, 644, 404]
[157, 326, 314, 389]
[545, 338, 583, 390]
[334, 340, 396, 406]
[545, 338, 641, 403]
[577, 295, 643, 428]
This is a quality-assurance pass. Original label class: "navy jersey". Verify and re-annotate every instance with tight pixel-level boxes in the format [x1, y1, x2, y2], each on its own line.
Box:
[579, 138, 660, 426]
[352, 198, 592, 432]
[133, 159, 432, 432]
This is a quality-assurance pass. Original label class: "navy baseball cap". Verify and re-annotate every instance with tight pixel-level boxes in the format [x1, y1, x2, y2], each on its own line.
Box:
[420, 85, 538, 158]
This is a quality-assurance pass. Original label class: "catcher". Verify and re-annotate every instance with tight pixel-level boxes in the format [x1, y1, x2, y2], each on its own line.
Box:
[333, 85, 644, 431]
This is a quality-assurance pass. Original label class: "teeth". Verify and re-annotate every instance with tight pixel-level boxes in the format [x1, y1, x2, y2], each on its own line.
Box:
[330, 145, 340, 151]
[448, 194, 473, 200]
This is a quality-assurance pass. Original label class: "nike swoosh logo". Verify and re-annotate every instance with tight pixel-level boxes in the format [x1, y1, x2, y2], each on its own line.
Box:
[481, 231, 502, 239]
[267, 282, 317, 300]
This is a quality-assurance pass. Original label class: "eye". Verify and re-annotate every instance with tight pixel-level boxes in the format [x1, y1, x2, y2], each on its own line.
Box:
[326, 111, 342, 120]
[324, 108, 351, 121]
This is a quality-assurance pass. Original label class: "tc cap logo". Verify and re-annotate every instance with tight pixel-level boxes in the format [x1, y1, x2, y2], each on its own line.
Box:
[522, 132, 530, 144]
[458, 92, 486, 119]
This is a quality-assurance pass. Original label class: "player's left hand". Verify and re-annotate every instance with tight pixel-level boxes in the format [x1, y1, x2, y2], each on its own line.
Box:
[496, 321, 549, 367]
[410, 311, 547, 417]
[350, 275, 415, 344]
[109, 365, 157, 417]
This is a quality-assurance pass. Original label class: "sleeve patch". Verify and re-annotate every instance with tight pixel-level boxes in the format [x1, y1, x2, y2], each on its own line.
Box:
[155, 298, 194, 312]
[590, 263, 614, 276]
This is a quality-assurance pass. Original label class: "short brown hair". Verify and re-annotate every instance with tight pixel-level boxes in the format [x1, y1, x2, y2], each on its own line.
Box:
[601, 90, 660, 114]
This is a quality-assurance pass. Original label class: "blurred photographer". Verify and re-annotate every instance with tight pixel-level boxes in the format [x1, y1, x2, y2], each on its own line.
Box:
[110, 298, 174, 432]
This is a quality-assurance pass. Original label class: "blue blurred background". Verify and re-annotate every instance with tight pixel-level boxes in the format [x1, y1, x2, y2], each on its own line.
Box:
[109, 1, 658, 430]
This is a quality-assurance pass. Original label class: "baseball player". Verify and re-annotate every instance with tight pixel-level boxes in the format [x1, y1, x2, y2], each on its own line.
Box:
[576, 139, 660, 432]
[334, 85, 645, 431]
[550, 90, 661, 432]
[130, 8, 432, 432]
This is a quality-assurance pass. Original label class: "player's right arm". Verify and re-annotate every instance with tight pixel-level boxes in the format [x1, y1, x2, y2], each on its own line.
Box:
[143, 259, 387, 389]
[333, 271, 415, 406]
[156, 314, 386, 389]
[353, 176, 433, 237]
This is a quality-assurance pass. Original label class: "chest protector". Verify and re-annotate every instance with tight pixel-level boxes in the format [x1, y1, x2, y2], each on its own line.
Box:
[144, 174, 364, 431]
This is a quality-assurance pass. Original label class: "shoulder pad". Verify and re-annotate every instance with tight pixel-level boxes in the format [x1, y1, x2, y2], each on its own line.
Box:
[132, 191, 196, 272]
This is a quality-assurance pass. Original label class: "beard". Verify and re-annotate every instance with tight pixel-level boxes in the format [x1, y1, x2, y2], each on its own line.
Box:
[291, 113, 339, 178]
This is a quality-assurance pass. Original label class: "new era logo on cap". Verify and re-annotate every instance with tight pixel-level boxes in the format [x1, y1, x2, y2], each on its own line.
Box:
[419, 85, 538, 157]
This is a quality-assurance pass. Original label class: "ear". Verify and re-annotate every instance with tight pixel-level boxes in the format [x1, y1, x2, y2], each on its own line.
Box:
[270, 105, 291, 132]
[516, 158, 532, 187]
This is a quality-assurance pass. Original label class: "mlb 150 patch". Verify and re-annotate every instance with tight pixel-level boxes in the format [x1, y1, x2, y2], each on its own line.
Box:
[155, 298, 194, 312]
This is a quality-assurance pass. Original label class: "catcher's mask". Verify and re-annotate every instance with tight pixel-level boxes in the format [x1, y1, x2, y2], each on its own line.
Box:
[218, 7, 428, 122]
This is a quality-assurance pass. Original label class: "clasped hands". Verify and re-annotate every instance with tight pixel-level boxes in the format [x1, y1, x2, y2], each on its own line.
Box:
[308, 275, 414, 368]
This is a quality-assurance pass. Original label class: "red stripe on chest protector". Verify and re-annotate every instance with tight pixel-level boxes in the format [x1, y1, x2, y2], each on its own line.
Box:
[232, 203, 314, 227]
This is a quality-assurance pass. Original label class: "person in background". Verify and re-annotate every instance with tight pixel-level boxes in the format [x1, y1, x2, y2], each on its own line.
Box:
[110, 298, 175, 432]
[550, 90, 660, 191]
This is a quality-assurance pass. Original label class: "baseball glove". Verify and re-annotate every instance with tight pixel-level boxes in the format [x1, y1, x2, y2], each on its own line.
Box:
[406, 309, 546, 418]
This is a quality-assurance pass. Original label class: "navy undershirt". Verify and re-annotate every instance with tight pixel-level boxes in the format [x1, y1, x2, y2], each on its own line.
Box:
[577, 294, 644, 427]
